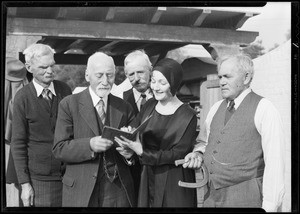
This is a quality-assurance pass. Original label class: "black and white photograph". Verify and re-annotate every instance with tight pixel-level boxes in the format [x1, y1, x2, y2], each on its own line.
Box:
[1, 1, 297, 213]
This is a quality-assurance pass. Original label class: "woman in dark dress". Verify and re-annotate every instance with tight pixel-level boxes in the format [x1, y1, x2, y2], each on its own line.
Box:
[115, 58, 197, 207]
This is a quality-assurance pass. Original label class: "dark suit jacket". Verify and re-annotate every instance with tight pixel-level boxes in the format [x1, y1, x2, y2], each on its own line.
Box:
[53, 89, 136, 207]
[11, 80, 72, 184]
[123, 88, 139, 116]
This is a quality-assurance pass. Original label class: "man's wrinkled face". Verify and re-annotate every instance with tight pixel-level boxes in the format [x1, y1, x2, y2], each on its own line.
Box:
[125, 56, 151, 93]
[85, 60, 115, 98]
[26, 53, 55, 87]
[218, 58, 247, 100]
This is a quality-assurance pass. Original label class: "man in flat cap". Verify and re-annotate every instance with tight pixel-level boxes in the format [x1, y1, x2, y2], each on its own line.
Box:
[5, 57, 29, 207]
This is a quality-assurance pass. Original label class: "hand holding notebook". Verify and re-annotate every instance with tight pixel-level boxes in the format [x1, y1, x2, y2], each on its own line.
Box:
[102, 115, 152, 146]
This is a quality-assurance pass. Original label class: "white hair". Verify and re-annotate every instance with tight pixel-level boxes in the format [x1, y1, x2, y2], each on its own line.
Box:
[86, 52, 115, 75]
[124, 49, 152, 74]
[23, 43, 55, 64]
[218, 53, 254, 85]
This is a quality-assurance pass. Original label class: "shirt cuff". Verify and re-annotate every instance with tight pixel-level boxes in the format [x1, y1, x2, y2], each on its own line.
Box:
[91, 151, 96, 160]
[262, 201, 278, 212]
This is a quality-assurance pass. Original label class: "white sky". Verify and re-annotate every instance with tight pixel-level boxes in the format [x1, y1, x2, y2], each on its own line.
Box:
[208, 2, 291, 50]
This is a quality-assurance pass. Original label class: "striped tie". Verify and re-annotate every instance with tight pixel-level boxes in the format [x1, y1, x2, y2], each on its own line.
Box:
[42, 88, 52, 100]
[42, 88, 52, 106]
[140, 93, 146, 111]
[97, 99, 106, 125]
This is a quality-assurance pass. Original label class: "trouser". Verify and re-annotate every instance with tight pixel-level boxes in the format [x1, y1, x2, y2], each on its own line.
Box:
[88, 175, 130, 207]
[204, 176, 263, 208]
[31, 179, 62, 207]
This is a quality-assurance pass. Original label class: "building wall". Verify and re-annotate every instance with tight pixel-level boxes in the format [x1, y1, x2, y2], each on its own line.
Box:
[252, 40, 291, 212]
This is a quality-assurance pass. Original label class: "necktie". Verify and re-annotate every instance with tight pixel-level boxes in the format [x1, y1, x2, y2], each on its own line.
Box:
[97, 99, 106, 125]
[97, 99, 118, 182]
[42, 88, 52, 106]
[224, 100, 235, 125]
[140, 93, 147, 111]
[42, 88, 52, 100]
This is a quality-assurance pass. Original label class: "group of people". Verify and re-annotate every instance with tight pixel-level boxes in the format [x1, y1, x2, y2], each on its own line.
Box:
[5, 43, 285, 212]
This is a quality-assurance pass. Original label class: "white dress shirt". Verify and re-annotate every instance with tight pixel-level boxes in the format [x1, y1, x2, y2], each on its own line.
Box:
[132, 88, 153, 111]
[195, 88, 285, 212]
[32, 79, 56, 97]
[89, 86, 108, 113]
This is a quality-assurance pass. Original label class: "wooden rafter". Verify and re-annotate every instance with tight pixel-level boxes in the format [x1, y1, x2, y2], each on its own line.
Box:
[193, 9, 211, 27]
[150, 7, 166, 24]
[235, 12, 253, 29]
[105, 7, 116, 21]
[56, 8, 68, 19]
[7, 17, 258, 46]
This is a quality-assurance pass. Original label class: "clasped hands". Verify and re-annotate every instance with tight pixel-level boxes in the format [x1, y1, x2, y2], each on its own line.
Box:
[182, 151, 203, 169]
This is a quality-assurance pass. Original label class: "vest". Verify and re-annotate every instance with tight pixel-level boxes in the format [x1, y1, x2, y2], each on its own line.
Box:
[94, 105, 118, 180]
[203, 92, 265, 189]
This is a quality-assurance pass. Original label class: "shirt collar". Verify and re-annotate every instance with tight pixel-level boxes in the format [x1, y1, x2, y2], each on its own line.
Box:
[228, 88, 252, 109]
[32, 79, 56, 97]
[89, 86, 108, 112]
[132, 87, 152, 103]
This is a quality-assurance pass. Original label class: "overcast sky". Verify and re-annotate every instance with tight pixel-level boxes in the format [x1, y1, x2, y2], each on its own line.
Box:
[180, 2, 291, 58]
[210, 2, 291, 50]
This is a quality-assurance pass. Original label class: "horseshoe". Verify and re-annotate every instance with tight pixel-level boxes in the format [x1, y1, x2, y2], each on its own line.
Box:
[175, 159, 209, 188]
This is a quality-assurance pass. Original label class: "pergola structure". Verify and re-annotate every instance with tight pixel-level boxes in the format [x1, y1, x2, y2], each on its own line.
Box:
[6, 6, 259, 65]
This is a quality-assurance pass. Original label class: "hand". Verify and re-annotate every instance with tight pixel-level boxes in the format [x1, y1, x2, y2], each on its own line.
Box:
[114, 134, 143, 156]
[116, 146, 134, 159]
[182, 152, 203, 169]
[21, 182, 34, 207]
[90, 136, 113, 153]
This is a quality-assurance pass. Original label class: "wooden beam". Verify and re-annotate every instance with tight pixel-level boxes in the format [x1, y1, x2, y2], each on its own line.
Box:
[7, 17, 258, 46]
[150, 7, 166, 24]
[235, 12, 253, 29]
[105, 7, 116, 21]
[193, 9, 211, 27]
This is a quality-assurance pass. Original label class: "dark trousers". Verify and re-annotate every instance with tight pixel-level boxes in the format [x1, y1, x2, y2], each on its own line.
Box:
[88, 175, 130, 207]
[204, 176, 263, 208]
[31, 179, 62, 207]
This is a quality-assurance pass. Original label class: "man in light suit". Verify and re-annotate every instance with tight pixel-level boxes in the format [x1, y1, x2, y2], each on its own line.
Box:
[53, 52, 136, 207]
[11, 44, 72, 207]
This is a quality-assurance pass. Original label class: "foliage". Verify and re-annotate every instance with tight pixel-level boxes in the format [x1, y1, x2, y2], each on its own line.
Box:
[54, 64, 126, 91]
[241, 39, 265, 59]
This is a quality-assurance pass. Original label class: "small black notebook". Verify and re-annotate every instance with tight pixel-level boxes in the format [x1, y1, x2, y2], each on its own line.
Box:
[102, 115, 152, 145]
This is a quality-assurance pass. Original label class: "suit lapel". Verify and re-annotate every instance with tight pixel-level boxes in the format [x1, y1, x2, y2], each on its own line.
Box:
[108, 94, 123, 129]
[79, 89, 100, 136]
[124, 89, 139, 115]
